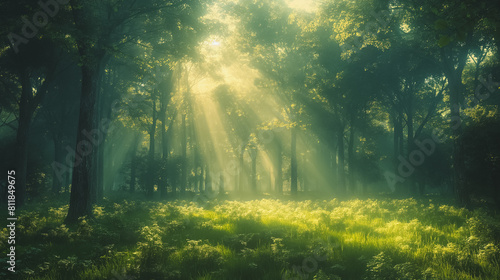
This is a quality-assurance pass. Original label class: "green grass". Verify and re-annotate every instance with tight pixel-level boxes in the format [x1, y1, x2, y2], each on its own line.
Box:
[1, 196, 500, 279]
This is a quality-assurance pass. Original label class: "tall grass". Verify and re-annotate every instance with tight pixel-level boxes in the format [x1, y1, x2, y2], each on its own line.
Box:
[1, 197, 499, 279]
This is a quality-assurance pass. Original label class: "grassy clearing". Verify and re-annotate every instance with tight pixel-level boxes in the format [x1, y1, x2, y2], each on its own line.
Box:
[1, 197, 500, 279]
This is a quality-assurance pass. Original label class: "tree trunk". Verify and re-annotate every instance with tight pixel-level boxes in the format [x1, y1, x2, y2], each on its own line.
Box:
[392, 107, 405, 195]
[205, 164, 211, 192]
[97, 66, 114, 198]
[449, 81, 468, 206]
[200, 165, 205, 193]
[331, 142, 337, 191]
[275, 139, 282, 194]
[66, 58, 100, 223]
[290, 127, 298, 195]
[301, 153, 307, 192]
[130, 137, 139, 193]
[398, 108, 404, 157]
[250, 147, 257, 192]
[95, 67, 110, 202]
[197, 165, 203, 193]
[337, 124, 346, 195]
[96, 135, 105, 200]
[181, 114, 187, 194]
[130, 155, 137, 193]
[393, 111, 400, 175]
[15, 69, 34, 207]
[348, 121, 355, 194]
[90, 146, 97, 204]
[407, 90, 415, 196]
[91, 78, 101, 204]
[65, 0, 107, 222]
[160, 107, 168, 199]
[147, 98, 157, 198]
[238, 148, 245, 192]
[442, 47, 469, 207]
[159, 75, 172, 198]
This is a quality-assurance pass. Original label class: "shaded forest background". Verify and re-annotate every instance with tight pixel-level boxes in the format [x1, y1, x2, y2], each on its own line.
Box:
[0, 0, 499, 220]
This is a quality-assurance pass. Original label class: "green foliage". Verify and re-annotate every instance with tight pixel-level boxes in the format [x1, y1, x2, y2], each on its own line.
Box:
[365, 252, 397, 280]
[2, 197, 500, 279]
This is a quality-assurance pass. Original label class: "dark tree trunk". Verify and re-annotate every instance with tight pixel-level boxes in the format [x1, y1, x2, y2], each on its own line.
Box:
[238, 149, 245, 192]
[392, 107, 404, 195]
[348, 122, 355, 194]
[192, 140, 201, 193]
[442, 47, 470, 207]
[393, 112, 400, 175]
[200, 166, 205, 193]
[96, 134, 105, 200]
[15, 69, 33, 207]
[130, 138, 139, 193]
[91, 83, 101, 204]
[130, 154, 137, 193]
[205, 164, 211, 192]
[290, 127, 298, 195]
[147, 98, 157, 198]
[275, 139, 282, 194]
[337, 124, 346, 195]
[301, 153, 307, 192]
[250, 147, 257, 192]
[66, 58, 100, 223]
[450, 84, 468, 206]
[160, 119, 168, 198]
[397, 106, 405, 195]
[407, 90, 415, 196]
[181, 114, 187, 194]
[197, 165, 203, 193]
[65, 0, 107, 223]
[89, 147, 97, 205]
[398, 108, 404, 157]
[160, 91, 169, 199]
[171, 159, 177, 197]
[14, 125, 29, 205]
[331, 143, 337, 191]
[95, 67, 110, 202]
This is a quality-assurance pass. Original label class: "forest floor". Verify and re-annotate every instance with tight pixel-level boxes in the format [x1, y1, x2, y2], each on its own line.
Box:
[1, 193, 500, 280]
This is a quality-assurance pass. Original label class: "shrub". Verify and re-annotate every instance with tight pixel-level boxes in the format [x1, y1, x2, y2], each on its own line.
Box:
[364, 252, 397, 280]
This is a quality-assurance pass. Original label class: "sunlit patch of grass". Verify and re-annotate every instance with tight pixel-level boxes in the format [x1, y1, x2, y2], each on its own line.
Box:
[2, 196, 500, 279]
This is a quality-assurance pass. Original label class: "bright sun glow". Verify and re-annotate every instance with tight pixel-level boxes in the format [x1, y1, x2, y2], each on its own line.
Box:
[286, 0, 319, 13]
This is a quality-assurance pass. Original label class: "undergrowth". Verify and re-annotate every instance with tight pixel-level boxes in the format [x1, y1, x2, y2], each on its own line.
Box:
[1, 197, 499, 279]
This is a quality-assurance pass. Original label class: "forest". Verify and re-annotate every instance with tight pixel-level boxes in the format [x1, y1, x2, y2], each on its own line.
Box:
[1, 0, 500, 279]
